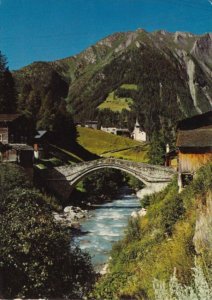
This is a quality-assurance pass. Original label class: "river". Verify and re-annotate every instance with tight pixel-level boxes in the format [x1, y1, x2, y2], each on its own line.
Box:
[74, 193, 141, 272]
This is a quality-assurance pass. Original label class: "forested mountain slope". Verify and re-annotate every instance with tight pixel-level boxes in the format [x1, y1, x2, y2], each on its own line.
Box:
[13, 29, 212, 139]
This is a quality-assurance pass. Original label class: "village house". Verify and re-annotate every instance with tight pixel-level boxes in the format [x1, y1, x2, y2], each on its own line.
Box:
[101, 120, 147, 140]
[176, 111, 212, 191]
[100, 126, 117, 134]
[0, 114, 34, 167]
[100, 126, 130, 138]
[84, 120, 98, 129]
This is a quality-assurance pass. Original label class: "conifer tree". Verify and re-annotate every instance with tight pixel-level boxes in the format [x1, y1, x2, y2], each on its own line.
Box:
[0, 51, 17, 113]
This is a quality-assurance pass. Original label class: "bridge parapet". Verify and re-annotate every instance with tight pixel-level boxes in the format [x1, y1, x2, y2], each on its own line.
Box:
[43, 158, 176, 200]
[55, 158, 176, 183]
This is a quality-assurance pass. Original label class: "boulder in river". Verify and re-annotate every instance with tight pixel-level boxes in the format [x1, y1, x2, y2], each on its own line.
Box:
[53, 206, 88, 228]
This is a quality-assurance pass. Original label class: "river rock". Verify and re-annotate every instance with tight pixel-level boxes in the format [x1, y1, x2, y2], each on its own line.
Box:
[64, 206, 87, 219]
[138, 208, 147, 217]
[131, 208, 147, 218]
[100, 263, 109, 275]
[131, 211, 138, 218]
[53, 206, 88, 228]
[53, 212, 73, 228]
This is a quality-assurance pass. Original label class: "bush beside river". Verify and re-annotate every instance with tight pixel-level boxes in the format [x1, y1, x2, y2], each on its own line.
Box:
[0, 164, 96, 299]
[91, 163, 212, 299]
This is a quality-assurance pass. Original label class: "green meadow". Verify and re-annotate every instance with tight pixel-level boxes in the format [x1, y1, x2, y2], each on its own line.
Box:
[77, 127, 149, 162]
[98, 91, 133, 112]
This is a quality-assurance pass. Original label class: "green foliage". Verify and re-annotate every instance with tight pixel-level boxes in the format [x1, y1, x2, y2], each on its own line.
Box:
[77, 126, 149, 162]
[125, 217, 141, 241]
[90, 271, 131, 300]
[92, 164, 212, 299]
[0, 164, 95, 299]
[98, 91, 133, 112]
[51, 101, 77, 147]
[153, 263, 212, 300]
[97, 108, 133, 129]
[149, 131, 166, 165]
[82, 169, 125, 203]
[192, 163, 212, 195]
[126, 173, 144, 191]
[0, 163, 31, 192]
[120, 83, 138, 91]
[15, 61, 77, 146]
[0, 51, 17, 113]
[160, 195, 185, 236]
[141, 194, 152, 208]
[13, 31, 212, 146]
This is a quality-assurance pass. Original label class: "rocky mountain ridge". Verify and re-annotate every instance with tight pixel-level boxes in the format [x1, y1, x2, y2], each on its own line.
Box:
[13, 29, 212, 139]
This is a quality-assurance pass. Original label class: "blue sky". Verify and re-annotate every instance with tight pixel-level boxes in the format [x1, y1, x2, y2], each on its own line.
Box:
[0, 0, 211, 70]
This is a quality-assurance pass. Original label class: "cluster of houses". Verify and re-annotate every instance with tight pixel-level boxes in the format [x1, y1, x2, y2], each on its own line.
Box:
[0, 114, 47, 167]
[83, 119, 148, 142]
[0, 111, 211, 192]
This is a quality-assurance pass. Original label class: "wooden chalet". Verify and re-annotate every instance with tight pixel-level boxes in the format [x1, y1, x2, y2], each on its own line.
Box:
[176, 111, 212, 191]
[0, 114, 34, 167]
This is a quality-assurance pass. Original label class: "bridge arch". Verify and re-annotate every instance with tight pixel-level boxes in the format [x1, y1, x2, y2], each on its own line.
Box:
[69, 164, 149, 188]
[44, 158, 176, 200]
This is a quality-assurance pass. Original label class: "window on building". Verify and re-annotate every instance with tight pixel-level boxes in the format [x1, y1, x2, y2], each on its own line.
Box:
[181, 173, 193, 187]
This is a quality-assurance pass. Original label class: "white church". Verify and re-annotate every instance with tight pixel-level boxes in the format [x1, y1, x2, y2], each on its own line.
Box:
[131, 119, 147, 142]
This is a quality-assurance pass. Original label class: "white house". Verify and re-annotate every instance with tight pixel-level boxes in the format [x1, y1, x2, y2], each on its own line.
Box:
[100, 126, 130, 137]
[100, 126, 117, 134]
[132, 119, 147, 142]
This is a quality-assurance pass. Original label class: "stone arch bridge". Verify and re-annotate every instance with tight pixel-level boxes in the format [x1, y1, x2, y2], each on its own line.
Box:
[43, 158, 176, 200]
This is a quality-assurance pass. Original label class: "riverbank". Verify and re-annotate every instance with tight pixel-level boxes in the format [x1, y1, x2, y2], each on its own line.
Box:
[91, 164, 212, 299]
[73, 194, 141, 273]
[53, 188, 143, 275]
[53, 206, 88, 229]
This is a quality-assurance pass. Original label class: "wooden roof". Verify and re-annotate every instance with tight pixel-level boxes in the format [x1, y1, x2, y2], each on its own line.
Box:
[0, 114, 21, 122]
[176, 129, 212, 148]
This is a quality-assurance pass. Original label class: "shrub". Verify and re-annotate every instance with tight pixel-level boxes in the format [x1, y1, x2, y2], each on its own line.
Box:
[0, 163, 31, 193]
[160, 195, 185, 236]
[91, 164, 212, 299]
[153, 263, 212, 300]
[0, 165, 95, 298]
[125, 217, 141, 241]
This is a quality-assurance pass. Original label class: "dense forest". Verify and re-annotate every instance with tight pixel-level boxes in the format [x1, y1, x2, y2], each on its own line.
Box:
[0, 52, 77, 147]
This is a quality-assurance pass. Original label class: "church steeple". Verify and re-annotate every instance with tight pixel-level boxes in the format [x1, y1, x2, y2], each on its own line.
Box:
[132, 118, 147, 142]
[135, 118, 140, 128]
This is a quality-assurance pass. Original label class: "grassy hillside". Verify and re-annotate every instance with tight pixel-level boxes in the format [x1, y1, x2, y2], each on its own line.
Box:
[91, 163, 212, 300]
[98, 91, 133, 112]
[77, 127, 149, 162]
[98, 84, 138, 112]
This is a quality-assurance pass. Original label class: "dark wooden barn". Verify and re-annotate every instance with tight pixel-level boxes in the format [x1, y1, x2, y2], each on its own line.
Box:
[0, 114, 34, 167]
